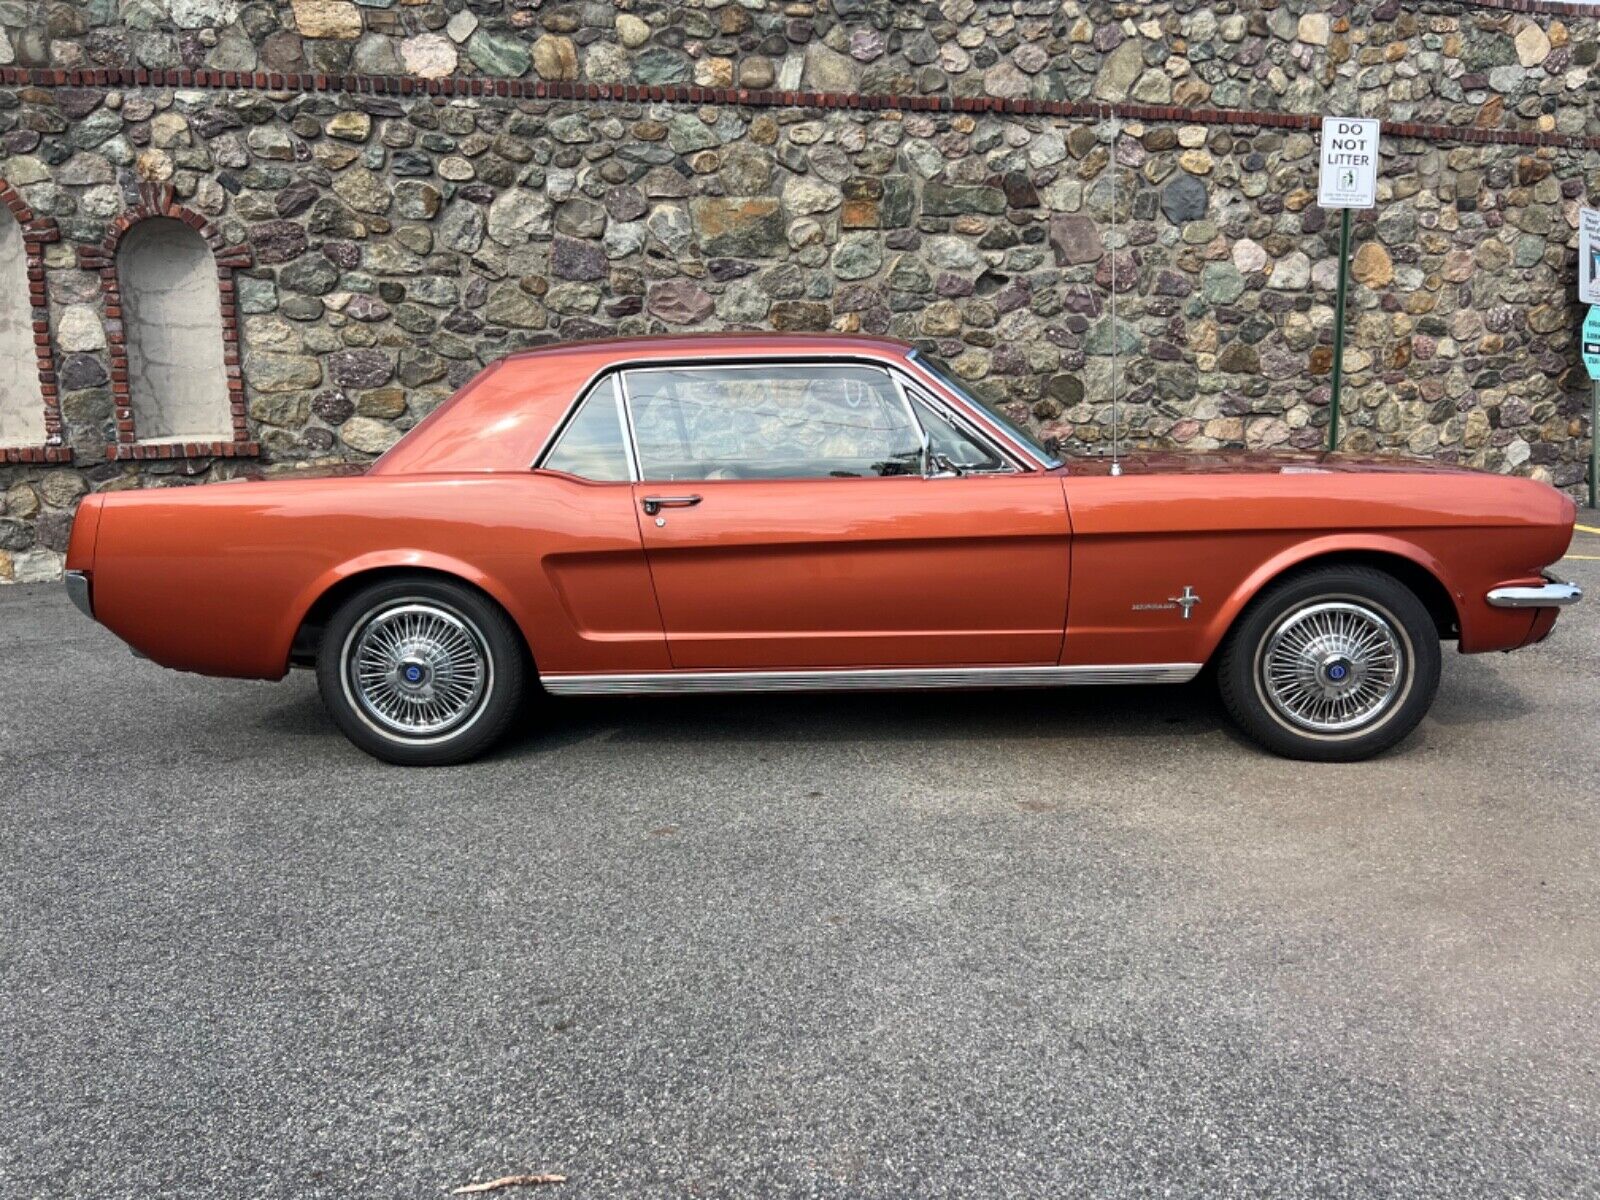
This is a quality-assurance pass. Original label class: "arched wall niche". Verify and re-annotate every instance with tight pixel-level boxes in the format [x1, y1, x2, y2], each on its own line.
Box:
[77, 184, 257, 461]
[0, 176, 66, 465]
[118, 217, 233, 442]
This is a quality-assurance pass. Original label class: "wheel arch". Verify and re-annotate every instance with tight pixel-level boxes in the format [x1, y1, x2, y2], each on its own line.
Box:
[285, 557, 536, 672]
[1203, 538, 1461, 663]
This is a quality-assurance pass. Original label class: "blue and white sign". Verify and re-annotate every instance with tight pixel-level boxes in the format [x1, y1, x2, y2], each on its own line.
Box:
[1583, 305, 1600, 381]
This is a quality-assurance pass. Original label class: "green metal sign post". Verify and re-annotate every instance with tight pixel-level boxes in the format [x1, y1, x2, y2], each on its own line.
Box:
[1581, 212, 1598, 508]
[1583, 303, 1600, 508]
[1328, 207, 1353, 453]
[1317, 117, 1379, 454]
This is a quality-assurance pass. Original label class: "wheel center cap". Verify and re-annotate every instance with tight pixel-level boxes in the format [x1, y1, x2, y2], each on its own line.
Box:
[1317, 653, 1358, 693]
[396, 657, 431, 690]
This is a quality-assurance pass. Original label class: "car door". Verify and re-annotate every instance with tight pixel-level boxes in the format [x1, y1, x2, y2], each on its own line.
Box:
[620, 360, 1071, 670]
[528, 373, 671, 673]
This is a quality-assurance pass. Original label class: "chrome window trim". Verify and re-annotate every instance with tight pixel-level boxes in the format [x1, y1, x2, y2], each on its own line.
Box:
[528, 372, 592, 473]
[532, 374, 637, 483]
[904, 347, 1059, 470]
[541, 662, 1202, 695]
[619, 359, 928, 484]
[527, 350, 1048, 475]
[883, 364, 923, 456]
[614, 372, 643, 483]
[896, 375, 1024, 475]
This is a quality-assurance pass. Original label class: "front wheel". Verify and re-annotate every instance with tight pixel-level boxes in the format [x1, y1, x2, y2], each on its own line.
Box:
[316, 576, 527, 766]
[1217, 565, 1441, 762]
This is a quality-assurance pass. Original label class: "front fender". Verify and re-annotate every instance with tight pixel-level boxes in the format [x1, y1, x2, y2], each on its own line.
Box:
[1196, 533, 1459, 660]
[1061, 525, 1476, 669]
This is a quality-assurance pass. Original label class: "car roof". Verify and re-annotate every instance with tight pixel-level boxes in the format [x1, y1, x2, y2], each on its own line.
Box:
[501, 332, 917, 365]
[371, 333, 921, 476]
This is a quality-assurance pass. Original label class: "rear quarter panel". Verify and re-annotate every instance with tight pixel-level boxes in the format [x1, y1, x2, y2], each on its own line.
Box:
[88, 475, 668, 679]
[1061, 470, 1574, 665]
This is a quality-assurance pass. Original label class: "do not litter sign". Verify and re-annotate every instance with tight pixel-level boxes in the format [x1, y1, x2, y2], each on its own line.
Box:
[1318, 117, 1380, 209]
[1580, 208, 1600, 307]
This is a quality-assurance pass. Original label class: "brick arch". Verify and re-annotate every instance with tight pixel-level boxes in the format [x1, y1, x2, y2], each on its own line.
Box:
[0, 176, 68, 464]
[77, 184, 257, 460]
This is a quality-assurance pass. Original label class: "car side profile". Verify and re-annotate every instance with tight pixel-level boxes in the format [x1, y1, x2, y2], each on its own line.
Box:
[64, 334, 1580, 765]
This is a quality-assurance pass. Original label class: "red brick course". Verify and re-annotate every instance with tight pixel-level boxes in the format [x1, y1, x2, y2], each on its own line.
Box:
[0, 67, 1595, 154]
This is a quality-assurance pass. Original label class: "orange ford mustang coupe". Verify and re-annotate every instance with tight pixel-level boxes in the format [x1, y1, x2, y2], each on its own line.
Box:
[64, 334, 1580, 766]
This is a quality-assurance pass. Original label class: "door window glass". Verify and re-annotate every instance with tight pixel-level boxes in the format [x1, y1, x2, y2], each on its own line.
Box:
[541, 377, 631, 481]
[624, 364, 921, 481]
[907, 392, 1010, 473]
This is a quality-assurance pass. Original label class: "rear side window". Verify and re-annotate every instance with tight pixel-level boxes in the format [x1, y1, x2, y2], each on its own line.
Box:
[622, 364, 921, 481]
[541, 377, 631, 481]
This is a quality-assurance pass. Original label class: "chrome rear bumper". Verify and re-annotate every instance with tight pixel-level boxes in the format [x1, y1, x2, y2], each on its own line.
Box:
[64, 569, 93, 619]
[1486, 572, 1583, 609]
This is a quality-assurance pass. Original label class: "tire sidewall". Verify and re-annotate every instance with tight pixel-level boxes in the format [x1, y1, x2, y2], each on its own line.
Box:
[316, 578, 526, 766]
[1220, 568, 1442, 762]
[1248, 590, 1417, 744]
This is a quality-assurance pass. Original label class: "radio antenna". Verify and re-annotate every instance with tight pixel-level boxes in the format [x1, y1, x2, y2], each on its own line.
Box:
[1108, 114, 1122, 477]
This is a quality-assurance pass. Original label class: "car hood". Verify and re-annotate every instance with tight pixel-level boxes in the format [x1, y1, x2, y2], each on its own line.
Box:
[1063, 449, 1480, 477]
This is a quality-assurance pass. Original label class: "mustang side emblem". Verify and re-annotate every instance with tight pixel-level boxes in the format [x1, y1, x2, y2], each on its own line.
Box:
[1132, 586, 1202, 620]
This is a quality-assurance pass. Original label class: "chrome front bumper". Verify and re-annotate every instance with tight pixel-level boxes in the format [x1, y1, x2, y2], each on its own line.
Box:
[1486, 572, 1583, 609]
[64, 569, 93, 619]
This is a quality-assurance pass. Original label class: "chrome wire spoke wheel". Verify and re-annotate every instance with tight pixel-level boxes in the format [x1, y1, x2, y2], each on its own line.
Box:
[341, 602, 492, 742]
[1257, 599, 1410, 736]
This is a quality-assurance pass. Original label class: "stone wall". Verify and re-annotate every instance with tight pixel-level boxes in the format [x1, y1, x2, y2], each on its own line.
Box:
[12, 0, 1600, 139]
[0, 0, 1597, 583]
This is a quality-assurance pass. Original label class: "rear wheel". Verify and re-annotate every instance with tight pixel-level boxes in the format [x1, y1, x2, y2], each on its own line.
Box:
[1217, 565, 1440, 762]
[316, 576, 527, 766]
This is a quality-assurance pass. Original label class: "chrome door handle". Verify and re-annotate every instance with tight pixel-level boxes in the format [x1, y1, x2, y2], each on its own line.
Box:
[640, 494, 702, 515]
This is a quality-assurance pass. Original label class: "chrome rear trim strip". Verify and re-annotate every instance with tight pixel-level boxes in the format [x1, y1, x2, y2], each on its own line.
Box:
[542, 662, 1202, 696]
[64, 570, 93, 620]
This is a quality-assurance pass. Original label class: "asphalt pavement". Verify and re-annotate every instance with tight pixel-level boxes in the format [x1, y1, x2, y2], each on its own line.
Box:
[3, 528, 1599, 1198]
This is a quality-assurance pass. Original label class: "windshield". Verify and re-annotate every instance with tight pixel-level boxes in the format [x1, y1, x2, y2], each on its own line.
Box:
[908, 350, 1062, 467]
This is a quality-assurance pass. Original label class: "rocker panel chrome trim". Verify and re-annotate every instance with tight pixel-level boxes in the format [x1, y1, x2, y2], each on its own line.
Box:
[541, 662, 1202, 695]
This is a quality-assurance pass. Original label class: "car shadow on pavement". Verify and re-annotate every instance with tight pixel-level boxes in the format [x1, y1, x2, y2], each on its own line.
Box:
[249, 656, 1538, 765]
[498, 680, 1230, 755]
[488, 655, 1545, 763]
[1428, 659, 1537, 727]
[257, 678, 345, 740]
